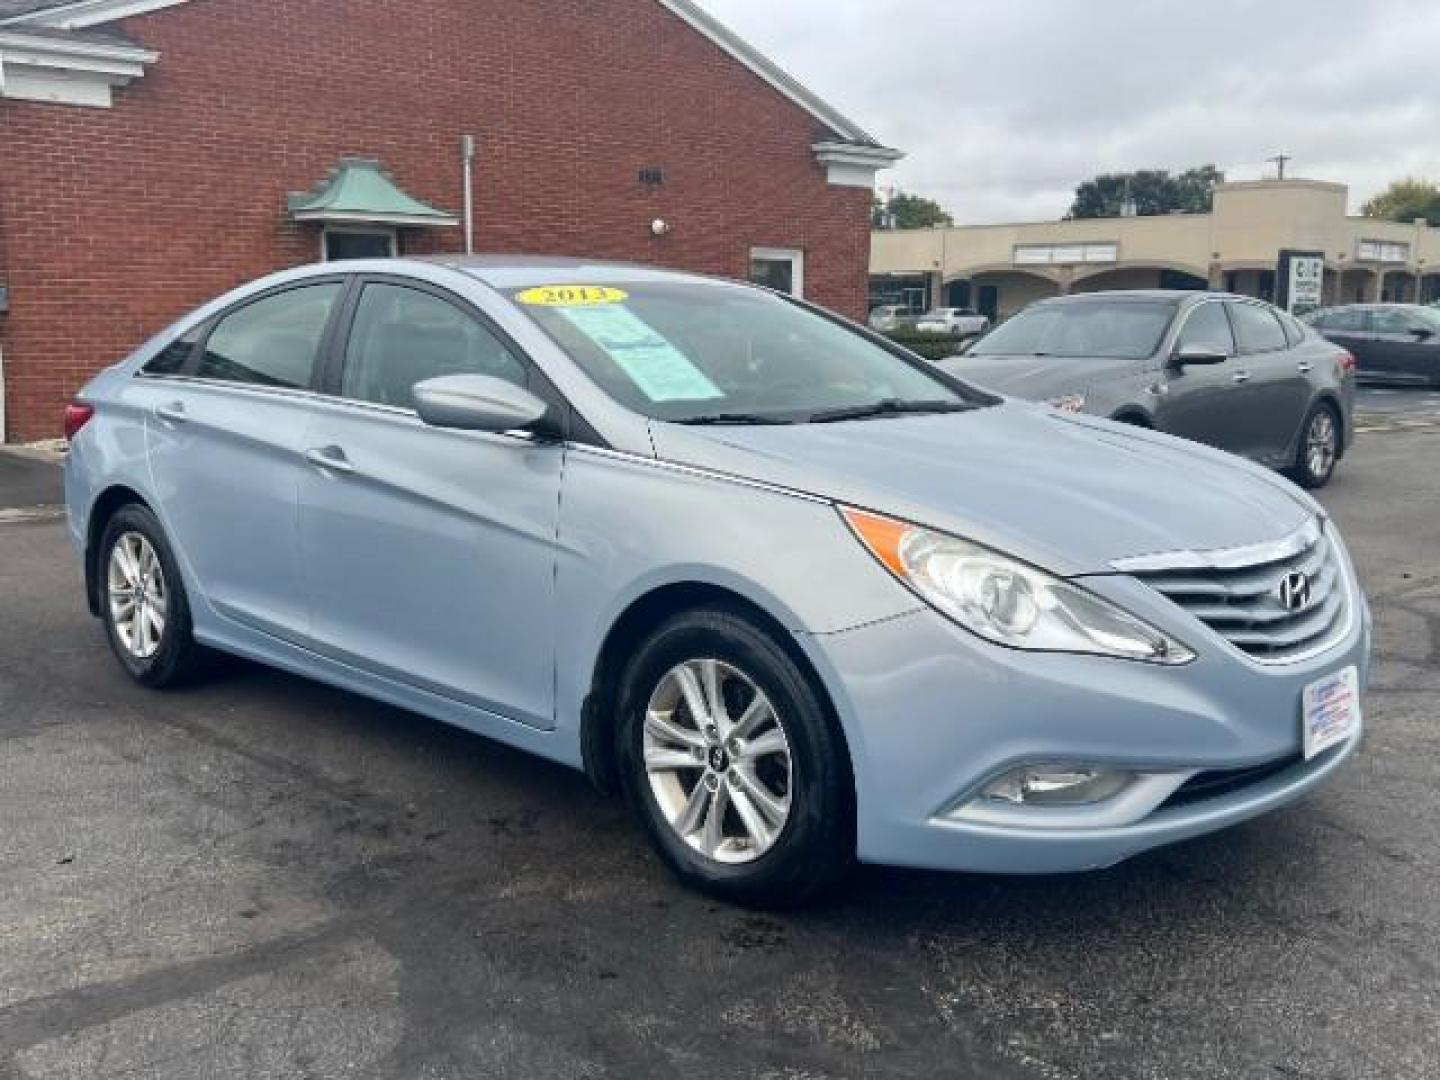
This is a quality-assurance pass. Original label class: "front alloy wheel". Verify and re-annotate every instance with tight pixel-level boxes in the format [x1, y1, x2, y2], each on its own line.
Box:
[643, 659, 793, 864]
[617, 607, 854, 907]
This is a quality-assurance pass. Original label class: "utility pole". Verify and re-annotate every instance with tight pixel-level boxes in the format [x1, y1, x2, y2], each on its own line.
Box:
[1267, 153, 1292, 180]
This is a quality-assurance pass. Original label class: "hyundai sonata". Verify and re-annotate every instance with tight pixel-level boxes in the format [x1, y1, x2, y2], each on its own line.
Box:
[65, 258, 1370, 905]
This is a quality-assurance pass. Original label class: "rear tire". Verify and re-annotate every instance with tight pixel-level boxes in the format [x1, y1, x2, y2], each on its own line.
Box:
[615, 607, 854, 908]
[98, 504, 208, 687]
[1291, 402, 1340, 489]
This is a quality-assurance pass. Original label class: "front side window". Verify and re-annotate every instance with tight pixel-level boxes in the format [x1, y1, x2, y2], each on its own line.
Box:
[969, 300, 1176, 360]
[1226, 302, 1288, 353]
[1175, 302, 1234, 356]
[509, 282, 981, 423]
[342, 283, 527, 409]
[195, 283, 342, 389]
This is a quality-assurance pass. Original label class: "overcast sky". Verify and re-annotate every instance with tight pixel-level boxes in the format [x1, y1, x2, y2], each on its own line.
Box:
[695, 0, 1440, 224]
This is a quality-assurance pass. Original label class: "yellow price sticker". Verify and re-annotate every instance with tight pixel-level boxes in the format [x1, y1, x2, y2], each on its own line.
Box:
[515, 285, 629, 308]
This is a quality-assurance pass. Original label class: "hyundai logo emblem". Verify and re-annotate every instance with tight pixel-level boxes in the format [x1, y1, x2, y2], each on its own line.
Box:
[1277, 570, 1313, 611]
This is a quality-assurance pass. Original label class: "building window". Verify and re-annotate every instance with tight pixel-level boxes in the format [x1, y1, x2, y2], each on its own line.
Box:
[749, 248, 805, 297]
[1356, 239, 1409, 264]
[1014, 242, 1118, 266]
[323, 227, 397, 261]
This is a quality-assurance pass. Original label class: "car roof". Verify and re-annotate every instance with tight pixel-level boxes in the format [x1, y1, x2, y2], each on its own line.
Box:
[1033, 290, 1221, 307]
[407, 254, 734, 291]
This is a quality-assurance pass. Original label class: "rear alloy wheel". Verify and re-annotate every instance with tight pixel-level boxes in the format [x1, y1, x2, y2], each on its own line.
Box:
[99, 504, 208, 687]
[617, 608, 853, 907]
[1294, 404, 1340, 489]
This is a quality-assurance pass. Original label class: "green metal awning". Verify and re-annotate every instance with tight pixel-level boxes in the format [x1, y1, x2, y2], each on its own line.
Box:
[287, 157, 458, 228]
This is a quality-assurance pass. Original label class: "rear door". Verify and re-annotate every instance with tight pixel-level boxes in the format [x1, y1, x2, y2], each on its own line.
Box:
[295, 277, 565, 730]
[1368, 307, 1437, 382]
[1224, 300, 1304, 462]
[1314, 308, 1376, 375]
[143, 279, 345, 640]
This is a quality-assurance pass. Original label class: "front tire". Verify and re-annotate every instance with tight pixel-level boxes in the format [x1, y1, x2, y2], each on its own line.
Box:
[1292, 402, 1340, 489]
[616, 607, 854, 907]
[98, 504, 207, 687]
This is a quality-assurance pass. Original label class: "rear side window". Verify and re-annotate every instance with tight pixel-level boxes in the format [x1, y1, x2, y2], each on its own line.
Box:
[143, 324, 204, 376]
[1175, 303, 1234, 355]
[340, 283, 528, 409]
[195, 283, 342, 389]
[1227, 302, 1288, 353]
[1317, 308, 1368, 332]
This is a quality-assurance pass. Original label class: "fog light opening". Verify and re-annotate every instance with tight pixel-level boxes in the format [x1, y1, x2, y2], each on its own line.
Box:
[980, 766, 1133, 807]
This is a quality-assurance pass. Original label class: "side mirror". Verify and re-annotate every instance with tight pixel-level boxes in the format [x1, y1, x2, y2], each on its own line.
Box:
[1410, 327, 1434, 341]
[1173, 343, 1229, 367]
[413, 375, 552, 434]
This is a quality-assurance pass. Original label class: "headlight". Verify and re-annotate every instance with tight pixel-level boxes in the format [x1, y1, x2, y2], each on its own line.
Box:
[841, 508, 1194, 664]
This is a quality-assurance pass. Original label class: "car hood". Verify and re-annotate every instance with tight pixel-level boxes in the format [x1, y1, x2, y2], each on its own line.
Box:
[648, 403, 1315, 576]
[942, 353, 1146, 400]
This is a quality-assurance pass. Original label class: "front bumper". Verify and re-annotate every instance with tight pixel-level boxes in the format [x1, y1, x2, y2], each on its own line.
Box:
[798, 579, 1372, 875]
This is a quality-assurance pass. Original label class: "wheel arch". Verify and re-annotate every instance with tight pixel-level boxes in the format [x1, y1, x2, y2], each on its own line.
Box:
[580, 581, 852, 799]
[84, 485, 153, 616]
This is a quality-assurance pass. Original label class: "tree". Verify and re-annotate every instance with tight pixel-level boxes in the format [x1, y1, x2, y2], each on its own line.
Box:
[1068, 166, 1224, 219]
[872, 191, 953, 230]
[1361, 178, 1440, 223]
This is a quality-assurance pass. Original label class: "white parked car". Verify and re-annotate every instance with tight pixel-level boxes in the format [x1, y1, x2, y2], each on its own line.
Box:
[867, 304, 913, 332]
[916, 307, 990, 337]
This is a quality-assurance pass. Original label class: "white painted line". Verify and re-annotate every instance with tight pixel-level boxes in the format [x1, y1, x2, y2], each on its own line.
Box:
[0, 506, 66, 525]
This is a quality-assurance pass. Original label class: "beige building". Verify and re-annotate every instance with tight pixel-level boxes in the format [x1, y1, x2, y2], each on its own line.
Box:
[870, 179, 1440, 319]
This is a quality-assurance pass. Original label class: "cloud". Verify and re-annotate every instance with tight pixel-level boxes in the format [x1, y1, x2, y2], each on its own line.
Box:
[693, 0, 1440, 222]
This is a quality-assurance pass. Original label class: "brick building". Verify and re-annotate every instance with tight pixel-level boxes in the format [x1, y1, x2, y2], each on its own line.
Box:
[0, 0, 900, 441]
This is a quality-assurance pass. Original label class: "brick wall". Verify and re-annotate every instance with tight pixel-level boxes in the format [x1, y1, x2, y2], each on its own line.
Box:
[0, 0, 873, 442]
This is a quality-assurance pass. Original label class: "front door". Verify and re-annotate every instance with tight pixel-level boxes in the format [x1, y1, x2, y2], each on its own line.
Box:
[144, 280, 345, 640]
[1156, 299, 1263, 457]
[296, 279, 563, 729]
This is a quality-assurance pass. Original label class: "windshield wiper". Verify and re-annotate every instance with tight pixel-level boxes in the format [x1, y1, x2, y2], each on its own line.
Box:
[807, 399, 973, 424]
[673, 412, 797, 426]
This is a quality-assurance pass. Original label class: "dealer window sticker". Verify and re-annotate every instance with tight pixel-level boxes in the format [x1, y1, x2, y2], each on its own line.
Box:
[554, 303, 723, 403]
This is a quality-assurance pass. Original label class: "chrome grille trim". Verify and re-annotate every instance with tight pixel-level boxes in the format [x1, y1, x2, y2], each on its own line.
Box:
[1120, 519, 1354, 666]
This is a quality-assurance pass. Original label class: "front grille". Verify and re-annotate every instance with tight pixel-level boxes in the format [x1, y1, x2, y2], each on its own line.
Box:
[1122, 520, 1351, 664]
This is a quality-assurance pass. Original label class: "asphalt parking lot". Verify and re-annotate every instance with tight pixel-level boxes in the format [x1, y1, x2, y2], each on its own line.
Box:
[2, 420, 1438, 1079]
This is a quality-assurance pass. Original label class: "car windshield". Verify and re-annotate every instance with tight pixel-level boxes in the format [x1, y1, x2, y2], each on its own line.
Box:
[509, 282, 985, 423]
[970, 300, 1177, 360]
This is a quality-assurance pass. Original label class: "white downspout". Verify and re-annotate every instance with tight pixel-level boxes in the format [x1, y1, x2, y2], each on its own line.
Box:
[461, 134, 476, 255]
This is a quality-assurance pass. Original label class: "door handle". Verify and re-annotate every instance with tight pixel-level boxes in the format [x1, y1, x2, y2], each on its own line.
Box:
[1297, 361, 1313, 374]
[303, 446, 355, 475]
[1232, 370, 1252, 384]
[154, 402, 188, 424]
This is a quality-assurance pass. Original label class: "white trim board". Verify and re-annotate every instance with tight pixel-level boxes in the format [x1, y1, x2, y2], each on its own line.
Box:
[0, 0, 190, 29]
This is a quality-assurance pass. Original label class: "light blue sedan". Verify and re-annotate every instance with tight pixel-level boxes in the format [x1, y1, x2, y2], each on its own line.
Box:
[64, 258, 1371, 905]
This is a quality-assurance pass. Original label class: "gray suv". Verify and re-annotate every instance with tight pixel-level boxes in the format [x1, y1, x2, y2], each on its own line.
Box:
[942, 291, 1356, 488]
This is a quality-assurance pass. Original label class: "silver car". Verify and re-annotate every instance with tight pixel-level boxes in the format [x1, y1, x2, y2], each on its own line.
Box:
[64, 258, 1370, 906]
[945, 291, 1357, 488]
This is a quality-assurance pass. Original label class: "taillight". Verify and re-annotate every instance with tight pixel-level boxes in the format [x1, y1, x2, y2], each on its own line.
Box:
[63, 402, 95, 442]
[1337, 350, 1357, 376]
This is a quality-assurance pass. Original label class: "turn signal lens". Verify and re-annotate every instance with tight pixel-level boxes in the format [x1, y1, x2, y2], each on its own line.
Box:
[840, 506, 1194, 664]
[63, 402, 95, 442]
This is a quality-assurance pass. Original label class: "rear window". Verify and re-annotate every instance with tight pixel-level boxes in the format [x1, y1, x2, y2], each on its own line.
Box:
[969, 300, 1175, 360]
[1227, 302, 1288, 353]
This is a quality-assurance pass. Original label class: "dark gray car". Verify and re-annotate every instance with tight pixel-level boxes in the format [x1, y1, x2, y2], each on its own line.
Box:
[941, 291, 1356, 488]
[1305, 303, 1440, 386]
